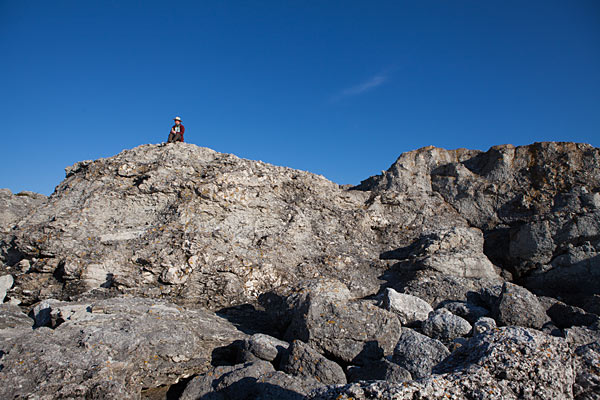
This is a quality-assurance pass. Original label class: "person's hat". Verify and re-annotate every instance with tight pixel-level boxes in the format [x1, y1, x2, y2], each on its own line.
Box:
[173, 116, 182, 121]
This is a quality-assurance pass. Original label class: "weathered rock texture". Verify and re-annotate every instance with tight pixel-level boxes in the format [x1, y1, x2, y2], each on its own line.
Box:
[312, 327, 575, 400]
[0, 141, 599, 398]
[0, 297, 246, 399]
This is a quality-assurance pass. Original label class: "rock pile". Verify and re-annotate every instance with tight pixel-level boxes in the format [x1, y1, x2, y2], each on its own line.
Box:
[0, 141, 599, 398]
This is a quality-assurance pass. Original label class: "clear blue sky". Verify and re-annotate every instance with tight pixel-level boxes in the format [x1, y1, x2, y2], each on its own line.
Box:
[1, 1, 599, 195]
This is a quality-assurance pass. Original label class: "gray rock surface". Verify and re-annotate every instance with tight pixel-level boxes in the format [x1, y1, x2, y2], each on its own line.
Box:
[392, 327, 449, 379]
[279, 340, 346, 385]
[284, 279, 401, 364]
[362, 142, 600, 306]
[381, 226, 500, 280]
[472, 316, 497, 335]
[0, 303, 33, 341]
[573, 342, 600, 400]
[435, 326, 575, 399]
[1, 144, 462, 309]
[1, 142, 599, 398]
[422, 308, 472, 342]
[312, 327, 575, 399]
[346, 359, 412, 383]
[440, 300, 489, 323]
[0, 297, 246, 399]
[0, 189, 46, 233]
[0, 274, 13, 303]
[564, 325, 600, 348]
[391, 269, 501, 309]
[382, 288, 432, 326]
[180, 360, 319, 400]
[493, 282, 548, 329]
[237, 333, 289, 363]
[544, 300, 600, 329]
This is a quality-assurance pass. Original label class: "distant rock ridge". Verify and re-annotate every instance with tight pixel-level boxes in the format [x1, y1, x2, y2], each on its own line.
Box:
[0, 140, 599, 399]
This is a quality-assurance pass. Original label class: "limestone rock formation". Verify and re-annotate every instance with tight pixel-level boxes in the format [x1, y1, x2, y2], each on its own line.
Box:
[0, 297, 246, 399]
[382, 287, 433, 326]
[279, 340, 346, 385]
[283, 279, 401, 364]
[421, 308, 472, 342]
[493, 282, 548, 329]
[312, 327, 575, 400]
[392, 327, 449, 379]
[0, 141, 599, 398]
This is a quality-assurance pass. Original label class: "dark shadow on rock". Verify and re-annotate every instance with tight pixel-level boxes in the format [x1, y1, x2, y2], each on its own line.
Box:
[211, 340, 244, 367]
[376, 261, 422, 294]
[526, 254, 600, 305]
[379, 236, 432, 261]
[216, 303, 281, 337]
[350, 340, 385, 365]
[165, 376, 194, 400]
[482, 227, 514, 274]
[0, 237, 25, 266]
[211, 379, 306, 400]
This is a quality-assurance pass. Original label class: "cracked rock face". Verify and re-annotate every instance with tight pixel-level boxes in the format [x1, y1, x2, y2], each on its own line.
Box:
[2, 143, 465, 309]
[284, 279, 401, 365]
[313, 327, 575, 400]
[0, 141, 599, 399]
[0, 297, 246, 399]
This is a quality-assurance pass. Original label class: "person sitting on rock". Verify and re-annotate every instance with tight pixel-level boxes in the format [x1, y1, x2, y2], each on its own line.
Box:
[167, 116, 185, 143]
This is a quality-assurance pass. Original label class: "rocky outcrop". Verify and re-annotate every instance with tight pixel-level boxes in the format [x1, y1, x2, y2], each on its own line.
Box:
[1, 144, 466, 310]
[312, 327, 575, 400]
[361, 142, 600, 308]
[0, 189, 46, 234]
[0, 297, 246, 399]
[283, 280, 401, 364]
[1, 141, 599, 398]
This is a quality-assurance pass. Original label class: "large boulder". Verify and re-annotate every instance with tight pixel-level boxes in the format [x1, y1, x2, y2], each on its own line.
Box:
[284, 280, 401, 364]
[434, 326, 575, 399]
[236, 333, 289, 363]
[382, 288, 432, 326]
[180, 360, 322, 400]
[279, 340, 346, 385]
[492, 282, 548, 329]
[544, 300, 599, 329]
[421, 308, 472, 342]
[381, 227, 500, 280]
[392, 327, 449, 379]
[393, 269, 500, 309]
[0, 297, 246, 399]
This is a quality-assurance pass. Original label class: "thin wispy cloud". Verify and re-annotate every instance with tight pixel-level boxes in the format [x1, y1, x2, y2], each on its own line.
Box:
[331, 73, 388, 102]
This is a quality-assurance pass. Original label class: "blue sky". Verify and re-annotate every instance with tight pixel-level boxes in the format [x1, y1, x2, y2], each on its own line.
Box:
[1, 1, 599, 195]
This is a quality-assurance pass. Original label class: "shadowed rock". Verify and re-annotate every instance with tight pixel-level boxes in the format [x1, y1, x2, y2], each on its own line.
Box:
[392, 327, 449, 379]
[279, 340, 346, 385]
